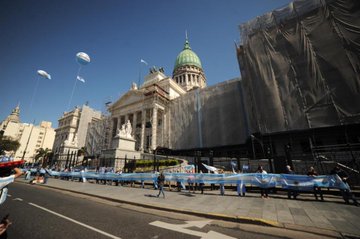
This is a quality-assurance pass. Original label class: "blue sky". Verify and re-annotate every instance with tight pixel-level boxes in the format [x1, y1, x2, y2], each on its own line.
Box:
[0, 0, 292, 127]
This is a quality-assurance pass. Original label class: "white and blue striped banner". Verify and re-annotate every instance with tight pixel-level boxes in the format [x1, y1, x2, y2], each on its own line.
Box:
[42, 170, 349, 191]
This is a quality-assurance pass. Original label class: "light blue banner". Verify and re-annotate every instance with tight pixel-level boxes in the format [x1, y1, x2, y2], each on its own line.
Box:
[42, 170, 349, 191]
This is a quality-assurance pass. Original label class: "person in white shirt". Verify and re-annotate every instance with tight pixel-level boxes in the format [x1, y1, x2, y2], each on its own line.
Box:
[0, 168, 23, 193]
[1, 167, 23, 204]
[0, 167, 23, 236]
[257, 165, 269, 198]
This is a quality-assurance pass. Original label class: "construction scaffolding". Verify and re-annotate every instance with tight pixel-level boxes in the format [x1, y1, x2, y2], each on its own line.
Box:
[238, 0, 360, 134]
[169, 79, 248, 149]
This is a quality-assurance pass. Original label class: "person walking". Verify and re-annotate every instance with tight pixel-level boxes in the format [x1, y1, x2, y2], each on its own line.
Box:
[257, 165, 269, 198]
[156, 172, 165, 198]
[331, 166, 358, 206]
[199, 171, 205, 194]
[236, 170, 246, 197]
[285, 165, 299, 199]
[307, 166, 323, 201]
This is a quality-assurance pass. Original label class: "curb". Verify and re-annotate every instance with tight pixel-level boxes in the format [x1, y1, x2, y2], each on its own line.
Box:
[27, 181, 278, 227]
[17, 181, 344, 238]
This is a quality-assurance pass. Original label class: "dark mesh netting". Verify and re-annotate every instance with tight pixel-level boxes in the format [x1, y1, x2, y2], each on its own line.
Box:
[238, 0, 360, 134]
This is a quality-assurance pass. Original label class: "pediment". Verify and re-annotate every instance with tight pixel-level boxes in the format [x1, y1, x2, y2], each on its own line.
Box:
[110, 90, 144, 111]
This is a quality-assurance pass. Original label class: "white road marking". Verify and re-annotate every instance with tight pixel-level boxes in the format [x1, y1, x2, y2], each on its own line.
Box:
[13, 198, 23, 201]
[184, 220, 212, 228]
[28, 202, 121, 239]
[150, 220, 236, 239]
[7, 194, 12, 197]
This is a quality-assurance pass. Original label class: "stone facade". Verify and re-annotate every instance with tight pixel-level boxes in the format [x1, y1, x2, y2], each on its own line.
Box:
[53, 105, 102, 166]
[108, 69, 186, 153]
[0, 105, 55, 162]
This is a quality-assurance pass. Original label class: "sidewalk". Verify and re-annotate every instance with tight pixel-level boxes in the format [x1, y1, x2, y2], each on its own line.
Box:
[18, 178, 360, 237]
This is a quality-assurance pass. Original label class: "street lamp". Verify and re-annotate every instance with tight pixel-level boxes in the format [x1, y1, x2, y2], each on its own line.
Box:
[22, 123, 35, 161]
[209, 150, 214, 166]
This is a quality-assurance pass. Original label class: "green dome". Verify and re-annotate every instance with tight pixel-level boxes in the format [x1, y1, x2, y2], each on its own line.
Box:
[174, 39, 202, 70]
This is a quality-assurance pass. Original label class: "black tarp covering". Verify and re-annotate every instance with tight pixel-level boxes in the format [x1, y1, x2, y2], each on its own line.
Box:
[238, 0, 360, 134]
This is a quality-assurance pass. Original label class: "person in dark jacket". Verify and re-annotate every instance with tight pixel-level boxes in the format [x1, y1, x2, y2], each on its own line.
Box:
[307, 166, 323, 201]
[156, 172, 165, 198]
[331, 166, 358, 206]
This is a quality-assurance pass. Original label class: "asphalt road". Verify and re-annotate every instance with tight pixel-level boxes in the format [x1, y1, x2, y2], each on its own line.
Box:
[0, 183, 283, 239]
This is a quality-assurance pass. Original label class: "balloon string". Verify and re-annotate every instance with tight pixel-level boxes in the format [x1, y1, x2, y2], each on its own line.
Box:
[29, 77, 40, 113]
[67, 65, 82, 111]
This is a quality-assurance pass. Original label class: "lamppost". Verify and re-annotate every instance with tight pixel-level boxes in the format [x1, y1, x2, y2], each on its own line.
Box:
[22, 123, 34, 161]
[209, 150, 214, 166]
[195, 150, 201, 173]
[153, 149, 157, 172]
[251, 135, 256, 161]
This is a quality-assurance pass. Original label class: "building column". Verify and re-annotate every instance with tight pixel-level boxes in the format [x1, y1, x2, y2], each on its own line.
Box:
[166, 108, 172, 149]
[132, 112, 137, 137]
[125, 114, 129, 124]
[151, 106, 158, 151]
[118, 116, 122, 129]
[162, 110, 167, 147]
[140, 109, 145, 152]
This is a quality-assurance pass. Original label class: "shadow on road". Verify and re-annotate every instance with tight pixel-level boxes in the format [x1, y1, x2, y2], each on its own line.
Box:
[144, 194, 158, 198]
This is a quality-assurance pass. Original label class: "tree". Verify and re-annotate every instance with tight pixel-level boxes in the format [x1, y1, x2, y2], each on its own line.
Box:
[78, 147, 87, 157]
[35, 148, 52, 166]
[0, 136, 20, 155]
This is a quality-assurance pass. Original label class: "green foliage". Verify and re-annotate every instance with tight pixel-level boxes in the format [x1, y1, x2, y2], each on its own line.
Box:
[0, 136, 20, 155]
[35, 148, 52, 166]
[135, 159, 180, 168]
[78, 147, 87, 156]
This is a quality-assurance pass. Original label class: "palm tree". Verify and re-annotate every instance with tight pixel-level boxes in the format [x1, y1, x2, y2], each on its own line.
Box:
[35, 148, 52, 167]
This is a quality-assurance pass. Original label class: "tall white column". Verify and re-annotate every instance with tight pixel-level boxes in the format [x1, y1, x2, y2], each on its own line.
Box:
[140, 109, 145, 152]
[132, 112, 137, 137]
[162, 110, 166, 147]
[118, 116, 122, 129]
[151, 106, 158, 150]
[112, 117, 118, 137]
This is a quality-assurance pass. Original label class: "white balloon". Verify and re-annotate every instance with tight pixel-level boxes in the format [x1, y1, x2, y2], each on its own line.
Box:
[76, 52, 91, 65]
[37, 70, 51, 80]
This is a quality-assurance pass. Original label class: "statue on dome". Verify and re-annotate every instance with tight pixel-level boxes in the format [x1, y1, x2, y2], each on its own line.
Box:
[150, 66, 158, 74]
[131, 82, 138, 90]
